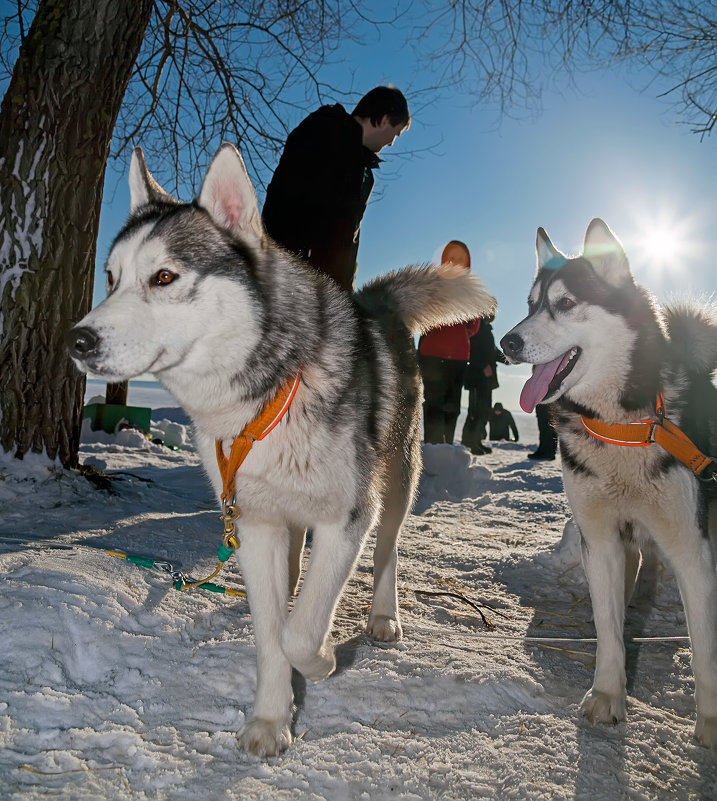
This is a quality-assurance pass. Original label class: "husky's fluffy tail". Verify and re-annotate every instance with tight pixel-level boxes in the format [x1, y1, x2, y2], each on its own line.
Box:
[664, 300, 717, 375]
[358, 264, 497, 334]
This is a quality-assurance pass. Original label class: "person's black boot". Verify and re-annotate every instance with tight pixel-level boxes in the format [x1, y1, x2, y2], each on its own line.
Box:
[472, 442, 492, 455]
[528, 450, 555, 460]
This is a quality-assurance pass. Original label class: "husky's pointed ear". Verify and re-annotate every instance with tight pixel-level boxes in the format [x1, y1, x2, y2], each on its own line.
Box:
[129, 147, 176, 212]
[536, 227, 565, 272]
[198, 143, 263, 245]
[583, 218, 632, 287]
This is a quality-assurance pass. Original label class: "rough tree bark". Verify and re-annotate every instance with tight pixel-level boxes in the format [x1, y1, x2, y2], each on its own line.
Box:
[0, 0, 152, 468]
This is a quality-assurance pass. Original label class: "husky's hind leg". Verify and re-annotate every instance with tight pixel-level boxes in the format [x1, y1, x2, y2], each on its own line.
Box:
[623, 544, 642, 607]
[367, 435, 420, 641]
[281, 516, 373, 681]
[578, 522, 629, 725]
[654, 506, 717, 749]
[366, 507, 403, 642]
[288, 525, 306, 596]
[236, 522, 293, 757]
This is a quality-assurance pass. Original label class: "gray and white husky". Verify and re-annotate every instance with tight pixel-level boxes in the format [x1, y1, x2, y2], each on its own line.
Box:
[501, 218, 717, 748]
[67, 143, 496, 756]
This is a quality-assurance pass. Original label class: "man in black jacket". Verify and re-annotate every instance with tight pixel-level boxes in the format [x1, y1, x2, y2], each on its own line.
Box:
[262, 86, 410, 290]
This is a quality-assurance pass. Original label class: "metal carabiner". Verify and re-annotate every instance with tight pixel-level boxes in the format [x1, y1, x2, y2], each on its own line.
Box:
[220, 502, 241, 550]
[154, 560, 188, 585]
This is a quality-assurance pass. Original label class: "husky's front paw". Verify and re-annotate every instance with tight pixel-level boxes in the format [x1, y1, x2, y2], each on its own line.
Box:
[282, 633, 336, 682]
[296, 644, 336, 682]
[367, 614, 403, 642]
[580, 688, 626, 725]
[695, 715, 717, 750]
[238, 718, 292, 757]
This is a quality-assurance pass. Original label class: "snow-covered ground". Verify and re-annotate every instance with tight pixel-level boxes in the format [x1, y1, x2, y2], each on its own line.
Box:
[2, 384, 716, 799]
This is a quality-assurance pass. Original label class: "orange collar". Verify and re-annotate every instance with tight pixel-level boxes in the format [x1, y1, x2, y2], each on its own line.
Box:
[215, 368, 302, 503]
[581, 395, 717, 482]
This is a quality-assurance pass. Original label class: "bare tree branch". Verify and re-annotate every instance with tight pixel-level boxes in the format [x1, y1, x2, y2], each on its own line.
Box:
[413, 1, 716, 137]
[1, 0, 714, 198]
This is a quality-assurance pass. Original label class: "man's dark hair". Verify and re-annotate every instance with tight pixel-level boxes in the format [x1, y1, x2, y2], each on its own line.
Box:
[352, 86, 410, 128]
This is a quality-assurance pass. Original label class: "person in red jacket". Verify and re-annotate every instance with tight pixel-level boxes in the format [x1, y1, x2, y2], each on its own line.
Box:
[418, 241, 480, 444]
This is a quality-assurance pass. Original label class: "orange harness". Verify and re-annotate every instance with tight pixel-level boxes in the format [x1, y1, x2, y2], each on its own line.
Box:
[215, 367, 302, 505]
[179, 368, 302, 592]
[581, 394, 717, 482]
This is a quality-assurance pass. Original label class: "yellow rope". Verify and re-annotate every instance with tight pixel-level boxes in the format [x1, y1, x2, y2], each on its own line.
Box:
[178, 561, 224, 592]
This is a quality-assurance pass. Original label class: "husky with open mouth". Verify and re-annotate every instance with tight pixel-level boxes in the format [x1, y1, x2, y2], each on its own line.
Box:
[501, 218, 717, 748]
[67, 143, 496, 757]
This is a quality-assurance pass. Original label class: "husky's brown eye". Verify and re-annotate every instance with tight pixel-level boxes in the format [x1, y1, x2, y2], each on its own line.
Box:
[154, 269, 177, 286]
[106, 271, 115, 290]
[557, 296, 576, 311]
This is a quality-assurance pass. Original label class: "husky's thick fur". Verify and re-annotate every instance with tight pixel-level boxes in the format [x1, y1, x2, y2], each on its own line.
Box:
[67, 144, 496, 756]
[501, 218, 717, 748]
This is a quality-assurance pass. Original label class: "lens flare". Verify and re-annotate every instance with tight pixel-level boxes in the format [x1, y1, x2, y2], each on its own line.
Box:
[640, 227, 681, 264]
[629, 212, 702, 282]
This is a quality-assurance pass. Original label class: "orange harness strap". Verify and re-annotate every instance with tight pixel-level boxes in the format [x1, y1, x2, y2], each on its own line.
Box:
[175, 368, 302, 593]
[215, 368, 302, 504]
[581, 396, 717, 482]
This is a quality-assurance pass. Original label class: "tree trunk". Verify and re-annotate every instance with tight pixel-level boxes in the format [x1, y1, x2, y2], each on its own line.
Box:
[0, 0, 152, 468]
[105, 381, 129, 406]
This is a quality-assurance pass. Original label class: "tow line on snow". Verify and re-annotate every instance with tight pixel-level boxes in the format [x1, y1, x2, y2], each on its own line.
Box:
[105, 550, 246, 596]
[0, 535, 246, 598]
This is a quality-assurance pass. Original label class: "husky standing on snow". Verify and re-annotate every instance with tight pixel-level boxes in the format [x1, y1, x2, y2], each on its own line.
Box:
[501, 218, 717, 749]
[67, 143, 496, 757]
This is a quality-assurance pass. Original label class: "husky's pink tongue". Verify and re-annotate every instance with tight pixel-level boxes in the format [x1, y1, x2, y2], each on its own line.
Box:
[520, 356, 566, 413]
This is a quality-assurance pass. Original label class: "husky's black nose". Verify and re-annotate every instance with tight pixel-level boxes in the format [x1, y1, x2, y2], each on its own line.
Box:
[500, 332, 524, 360]
[66, 326, 99, 359]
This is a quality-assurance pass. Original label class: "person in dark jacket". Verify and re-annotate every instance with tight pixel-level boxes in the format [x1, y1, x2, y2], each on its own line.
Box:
[418, 241, 480, 445]
[262, 86, 410, 290]
[461, 315, 500, 455]
[488, 402, 519, 442]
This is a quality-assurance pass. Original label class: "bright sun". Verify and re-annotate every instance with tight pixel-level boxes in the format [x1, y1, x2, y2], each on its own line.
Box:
[631, 214, 696, 277]
[639, 226, 681, 264]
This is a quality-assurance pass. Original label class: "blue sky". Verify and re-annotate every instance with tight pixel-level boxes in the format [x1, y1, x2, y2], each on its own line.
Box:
[93, 22, 717, 411]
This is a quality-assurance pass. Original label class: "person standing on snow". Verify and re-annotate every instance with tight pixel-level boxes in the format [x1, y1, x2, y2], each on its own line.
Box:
[461, 313, 501, 454]
[418, 240, 481, 445]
